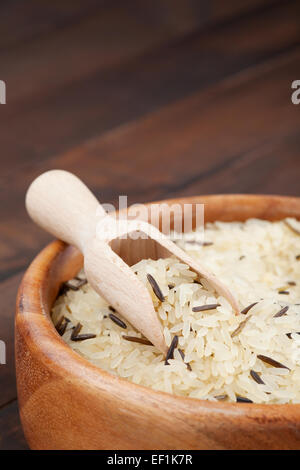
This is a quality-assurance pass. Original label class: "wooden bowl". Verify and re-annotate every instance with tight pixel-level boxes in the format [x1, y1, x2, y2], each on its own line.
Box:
[16, 194, 300, 450]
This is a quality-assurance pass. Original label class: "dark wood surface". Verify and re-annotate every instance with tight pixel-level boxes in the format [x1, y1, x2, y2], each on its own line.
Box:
[0, 0, 299, 450]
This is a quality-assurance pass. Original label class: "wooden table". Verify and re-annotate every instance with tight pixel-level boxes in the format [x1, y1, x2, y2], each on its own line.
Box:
[0, 0, 299, 450]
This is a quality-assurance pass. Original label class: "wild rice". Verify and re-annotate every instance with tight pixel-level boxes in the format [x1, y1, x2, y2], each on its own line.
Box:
[250, 369, 265, 385]
[192, 303, 220, 312]
[178, 348, 192, 371]
[147, 273, 165, 302]
[257, 355, 290, 370]
[55, 316, 70, 336]
[71, 322, 82, 340]
[231, 315, 252, 338]
[165, 335, 178, 365]
[236, 396, 253, 403]
[71, 333, 97, 342]
[123, 335, 153, 346]
[55, 315, 64, 331]
[273, 306, 289, 318]
[108, 313, 127, 329]
[215, 394, 228, 401]
[240, 302, 258, 315]
[51, 218, 300, 404]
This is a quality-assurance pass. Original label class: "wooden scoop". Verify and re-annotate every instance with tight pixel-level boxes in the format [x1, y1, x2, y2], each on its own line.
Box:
[26, 170, 239, 353]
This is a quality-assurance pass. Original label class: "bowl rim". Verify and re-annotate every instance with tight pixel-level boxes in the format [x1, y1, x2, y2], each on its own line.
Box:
[16, 193, 300, 417]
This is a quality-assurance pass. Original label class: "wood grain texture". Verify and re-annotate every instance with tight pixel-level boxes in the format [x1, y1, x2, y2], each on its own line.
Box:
[0, 0, 277, 103]
[0, 400, 28, 450]
[1, 0, 298, 173]
[0, 272, 24, 407]
[0, 0, 299, 449]
[16, 195, 300, 450]
[18, 46, 298, 207]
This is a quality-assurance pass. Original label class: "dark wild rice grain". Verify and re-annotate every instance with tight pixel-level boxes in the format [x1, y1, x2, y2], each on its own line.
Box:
[71, 322, 82, 340]
[62, 277, 88, 292]
[192, 303, 220, 312]
[240, 302, 258, 315]
[74, 277, 88, 288]
[65, 281, 80, 291]
[58, 320, 68, 336]
[231, 315, 252, 338]
[57, 283, 69, 298]
[178, 348, 184, 360]
[214, 394, 228, 401]
[56, 317, 70, 336]
[56, 316, 68, 336]
[55, 316, 64, 331]
[250, 370, 265, 385]
[109, 313, 127, 329]
[147, 273, 165, 302]
[236, 396, 253, 403]
[287, 332, 300, 339]
[278, 290, 289, 295]
[165, 335, 178, 365]
[178, 348, 192, 371]
[257, 355, 290, 370]
[72, 334, 97, 342]
[123, 335, 153, 346]
[274, 306, 289, 318]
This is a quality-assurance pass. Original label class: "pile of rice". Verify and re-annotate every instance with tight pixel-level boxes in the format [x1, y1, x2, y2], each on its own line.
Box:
[52, 218, 300, 404]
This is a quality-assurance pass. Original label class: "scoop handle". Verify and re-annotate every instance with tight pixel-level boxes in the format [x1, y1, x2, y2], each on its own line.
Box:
[26, 170, 106, 251]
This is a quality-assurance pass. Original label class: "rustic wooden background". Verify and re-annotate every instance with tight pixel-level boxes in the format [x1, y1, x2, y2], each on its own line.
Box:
[0, 0, 299, 450]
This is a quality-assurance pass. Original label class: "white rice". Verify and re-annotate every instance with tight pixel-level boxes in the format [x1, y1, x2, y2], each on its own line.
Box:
[51, 218, 300, 404]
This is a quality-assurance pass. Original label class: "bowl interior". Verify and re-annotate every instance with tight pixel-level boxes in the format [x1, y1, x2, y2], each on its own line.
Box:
[19, 194, 300, 401]
[43, 193, 300, 318]
[110, 193, 300, 269]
